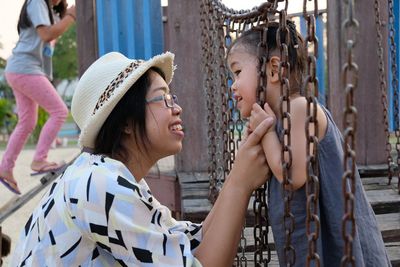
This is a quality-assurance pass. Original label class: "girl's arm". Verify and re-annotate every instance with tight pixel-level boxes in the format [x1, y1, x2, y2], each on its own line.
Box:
[250, 99, 327, 190]
[36, 5, 76, 42]
[195, 118, 272, 266]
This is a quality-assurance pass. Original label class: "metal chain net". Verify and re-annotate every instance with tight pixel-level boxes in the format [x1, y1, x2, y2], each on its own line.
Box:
[199, 0, 326, 265]
[200, 1, 283, 265]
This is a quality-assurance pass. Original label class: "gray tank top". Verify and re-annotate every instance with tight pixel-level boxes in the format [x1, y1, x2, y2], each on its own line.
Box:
[268, 105, 391, 266]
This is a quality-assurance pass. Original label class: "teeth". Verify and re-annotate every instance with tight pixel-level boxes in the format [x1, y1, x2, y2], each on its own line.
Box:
[171, 124, 182, 131]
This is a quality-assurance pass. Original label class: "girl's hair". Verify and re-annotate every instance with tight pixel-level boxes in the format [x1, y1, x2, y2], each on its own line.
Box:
[94, 67, 166, 160]
[17, 0, 68, 34]
[228, 21, 306, 94]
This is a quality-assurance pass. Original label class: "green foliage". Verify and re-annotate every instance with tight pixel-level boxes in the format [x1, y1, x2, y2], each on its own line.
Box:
[0, 57, 6, 69]
[53, 24, 78, 81]
[31, 107, 49, 144]
[0, 98, 17, 137]
[0, 81, 13, 99]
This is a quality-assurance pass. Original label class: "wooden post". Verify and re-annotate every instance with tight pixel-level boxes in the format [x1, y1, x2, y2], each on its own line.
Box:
[76, 0, 98, 76]
[327, 0, 388, 165]
[164, 1, 209, 172]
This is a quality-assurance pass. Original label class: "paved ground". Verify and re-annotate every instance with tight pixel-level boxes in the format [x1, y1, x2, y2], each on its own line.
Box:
[0, 145, 80, 265]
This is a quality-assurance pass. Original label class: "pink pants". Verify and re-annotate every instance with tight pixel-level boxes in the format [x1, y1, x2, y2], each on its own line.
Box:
[0, 73, 68, 172]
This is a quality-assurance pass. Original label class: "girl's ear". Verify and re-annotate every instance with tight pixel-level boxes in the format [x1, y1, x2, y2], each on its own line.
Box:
[267, 56, 280, 83]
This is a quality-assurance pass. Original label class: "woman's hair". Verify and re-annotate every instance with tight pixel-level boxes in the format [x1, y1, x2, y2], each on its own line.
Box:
[94, 67, 166, 160]
[227, 21, 306, 94]
[17, 0, 68, 34]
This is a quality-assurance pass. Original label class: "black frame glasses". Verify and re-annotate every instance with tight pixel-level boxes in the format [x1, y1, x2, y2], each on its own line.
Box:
[146, 93, 178, 108]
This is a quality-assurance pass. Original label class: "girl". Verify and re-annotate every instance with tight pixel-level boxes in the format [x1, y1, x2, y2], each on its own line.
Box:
[0, 0, 76, 194]
[227, 21, 391, 266]
[10, 51, 273, 266]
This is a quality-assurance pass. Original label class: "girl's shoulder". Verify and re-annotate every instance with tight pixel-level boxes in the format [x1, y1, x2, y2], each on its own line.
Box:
[290, 96, 328, 140]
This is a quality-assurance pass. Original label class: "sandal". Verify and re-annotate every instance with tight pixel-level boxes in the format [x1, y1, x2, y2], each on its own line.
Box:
[30, 161, 66, 176]
[0, 176, 21, 195]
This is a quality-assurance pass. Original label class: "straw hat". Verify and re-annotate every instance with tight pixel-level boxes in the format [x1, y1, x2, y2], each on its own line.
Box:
[71, 51, 175, 148]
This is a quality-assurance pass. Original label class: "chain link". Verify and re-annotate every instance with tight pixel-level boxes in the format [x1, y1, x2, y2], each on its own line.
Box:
[252, 13, 271, 267]
[303, 1, 321, 266]
[374, 0, 395, 181]
[341, 0, 359, 265]
[277, 10, 296, 266]
[388, 0, 400, 193]
[201, 0, 218, 203]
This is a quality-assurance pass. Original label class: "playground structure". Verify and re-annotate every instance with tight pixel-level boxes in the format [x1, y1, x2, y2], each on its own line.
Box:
[75, 0, 400, 265]
[1, 0, 400, 265]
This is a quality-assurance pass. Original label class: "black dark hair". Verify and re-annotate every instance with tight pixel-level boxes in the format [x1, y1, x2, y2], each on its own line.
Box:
[94, 67, 166, 160]
[17, 0, 68, 34]
[228, 21, 306, 94]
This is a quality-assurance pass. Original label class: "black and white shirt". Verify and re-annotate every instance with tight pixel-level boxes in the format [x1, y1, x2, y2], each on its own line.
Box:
[11, 152, 203, 266]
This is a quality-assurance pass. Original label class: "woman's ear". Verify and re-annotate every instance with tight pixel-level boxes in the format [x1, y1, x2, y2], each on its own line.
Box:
[267, 56, 280, 83]
[123, 122, 133, 134]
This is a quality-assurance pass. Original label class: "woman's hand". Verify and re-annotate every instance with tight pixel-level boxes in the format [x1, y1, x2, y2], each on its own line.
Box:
[230, 118, 273, 192]
[249, 103, 276, 134]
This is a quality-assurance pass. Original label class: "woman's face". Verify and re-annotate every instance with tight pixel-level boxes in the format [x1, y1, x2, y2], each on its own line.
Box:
[144, 70, 184, 160]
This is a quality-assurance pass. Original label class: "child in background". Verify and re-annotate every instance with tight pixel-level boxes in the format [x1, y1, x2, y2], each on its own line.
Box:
[0, 0, 76, 194]
[227, 21, 391, 266]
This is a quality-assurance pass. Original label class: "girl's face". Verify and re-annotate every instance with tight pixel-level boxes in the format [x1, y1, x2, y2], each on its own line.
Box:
[227, 48, 259, 118]
[52, 0, 62, 5]
[144, 70, 184, 160]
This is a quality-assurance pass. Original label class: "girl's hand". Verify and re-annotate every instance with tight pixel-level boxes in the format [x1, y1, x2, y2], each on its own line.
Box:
[66, 5, 76, 19]
[230, 118, 273, 192]
[249, 103, 276, 134]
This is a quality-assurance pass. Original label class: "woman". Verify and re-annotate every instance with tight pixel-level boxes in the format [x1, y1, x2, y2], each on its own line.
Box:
[0, 0, 76, 194]
[10, 51, 273, 266]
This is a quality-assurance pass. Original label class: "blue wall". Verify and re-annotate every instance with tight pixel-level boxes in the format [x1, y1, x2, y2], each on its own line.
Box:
[300, 15, 326, 106]
[96, 0, 164, 60]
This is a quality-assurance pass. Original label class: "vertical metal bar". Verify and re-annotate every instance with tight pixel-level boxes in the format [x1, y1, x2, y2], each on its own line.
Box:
[300, 15, 306, 39]
[300, 15, 326, 106]
[143, 0, 152, 59]
[316, 16, 325, 106]
[150, 0, 164, 57]
[391, 0, 400, 130]
[96, 0, 106, 56]
[111, 0, 120, 51]
[117, 0, 134, 58]
[397, 0, 400, 79]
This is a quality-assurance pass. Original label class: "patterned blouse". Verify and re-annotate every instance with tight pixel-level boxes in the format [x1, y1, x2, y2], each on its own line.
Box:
[11, 152, 203, 266]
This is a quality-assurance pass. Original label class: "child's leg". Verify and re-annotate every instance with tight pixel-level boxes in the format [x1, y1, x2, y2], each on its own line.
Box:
[0, 73, 39, 174]
[17, 75, 69, 164]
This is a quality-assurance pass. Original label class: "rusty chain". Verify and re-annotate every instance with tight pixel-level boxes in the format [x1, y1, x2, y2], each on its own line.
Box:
[341, 0, 359, 265]
[302, 0, 321, 266]
[252, 13, 271, 267]
[201, 0, 299, 265]
[277, 9, 295, 266]
[201, 0, 219, 204]
[374, 0, 395, 181]
[388, 0, 400, 193]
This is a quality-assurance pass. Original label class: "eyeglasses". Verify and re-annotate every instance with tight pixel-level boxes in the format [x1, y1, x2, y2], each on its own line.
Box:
[146, 93, 178, 108]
